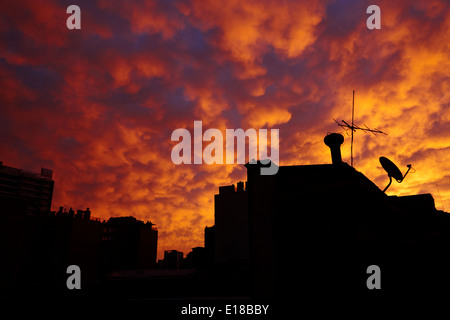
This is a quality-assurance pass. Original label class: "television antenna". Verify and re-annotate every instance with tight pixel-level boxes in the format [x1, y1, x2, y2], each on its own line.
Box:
[333, 90, 387, 167]
[379, 156, 412, 192]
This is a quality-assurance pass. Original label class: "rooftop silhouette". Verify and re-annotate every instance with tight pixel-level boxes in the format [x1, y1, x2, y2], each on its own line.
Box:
[244, 133, 450, 302]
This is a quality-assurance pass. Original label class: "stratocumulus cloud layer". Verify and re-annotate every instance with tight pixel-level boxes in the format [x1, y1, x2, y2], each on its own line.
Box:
[1, 0, 450, 258]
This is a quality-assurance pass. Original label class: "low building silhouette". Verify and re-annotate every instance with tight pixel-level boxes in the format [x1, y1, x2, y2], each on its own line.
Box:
[1, 205, 103, 294]
[184, 247, 208, 269]
[163, 250, 183, 269]
[102, 216, 158, 271]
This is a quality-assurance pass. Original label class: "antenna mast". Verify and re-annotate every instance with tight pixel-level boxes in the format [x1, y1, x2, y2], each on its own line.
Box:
[351, 90, 355, 167]
[333, 90, 387, 167]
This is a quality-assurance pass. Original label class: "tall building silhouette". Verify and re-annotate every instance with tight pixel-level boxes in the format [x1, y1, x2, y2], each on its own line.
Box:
[0, 162, 57, 292]
[0, 161, 54, 215]
[204, 225, 215, 266]
[214, 181, 249, 267]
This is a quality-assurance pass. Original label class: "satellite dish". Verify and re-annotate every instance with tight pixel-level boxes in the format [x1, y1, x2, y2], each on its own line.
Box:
[379, 156, 412, 192]
[380, 157, 403, 182]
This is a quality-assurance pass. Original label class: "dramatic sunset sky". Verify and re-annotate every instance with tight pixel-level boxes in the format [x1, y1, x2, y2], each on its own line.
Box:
[1, 0, 450, 259]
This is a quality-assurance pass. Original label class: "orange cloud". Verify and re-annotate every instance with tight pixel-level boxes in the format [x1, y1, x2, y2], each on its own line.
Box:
[2, 0, 450, 259]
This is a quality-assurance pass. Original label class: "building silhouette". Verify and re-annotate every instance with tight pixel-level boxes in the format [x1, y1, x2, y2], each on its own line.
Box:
[184, 247, 208, 269]
[163, 250, 183, 269]
[204, 225, 215, 266]
[0, 161, 54, 215]
[213, 181, 249, 267]
[205, 132, 450, 300]
[57, 207, 103, 286]
[244, 133, 450, 300]
[102, 216, 158, 271]
[0, 204, 103, 294]
[0, 162, 58, 292]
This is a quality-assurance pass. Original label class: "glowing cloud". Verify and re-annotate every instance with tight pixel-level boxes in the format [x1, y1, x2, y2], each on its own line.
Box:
[1, 0, 450, 258]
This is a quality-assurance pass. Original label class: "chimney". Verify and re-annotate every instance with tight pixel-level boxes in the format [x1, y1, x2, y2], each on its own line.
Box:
[324, 133, 344, 164]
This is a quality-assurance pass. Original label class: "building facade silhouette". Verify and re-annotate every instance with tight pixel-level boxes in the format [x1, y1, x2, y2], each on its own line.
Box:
[213, 181, 249, 267]
[163, 250, 183, 269]
[102, 216, 158, 271]
[0, 161, 54, 215]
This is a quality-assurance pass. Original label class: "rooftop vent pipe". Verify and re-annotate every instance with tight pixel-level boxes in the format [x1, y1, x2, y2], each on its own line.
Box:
[324, 133, 344, 164]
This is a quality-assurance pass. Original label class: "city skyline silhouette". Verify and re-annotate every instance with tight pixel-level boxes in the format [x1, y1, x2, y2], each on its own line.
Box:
[2, 132, 450, 306]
